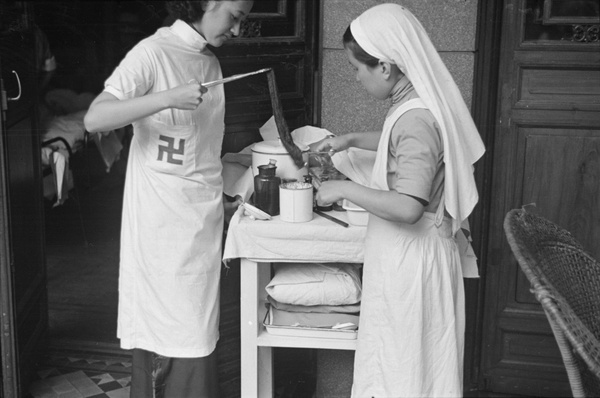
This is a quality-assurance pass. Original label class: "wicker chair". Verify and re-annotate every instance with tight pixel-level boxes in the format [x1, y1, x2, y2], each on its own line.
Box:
[504, 208, 600, 397]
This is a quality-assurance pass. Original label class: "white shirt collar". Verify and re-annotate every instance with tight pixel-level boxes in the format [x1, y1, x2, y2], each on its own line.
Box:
[171, 19, 208, 51]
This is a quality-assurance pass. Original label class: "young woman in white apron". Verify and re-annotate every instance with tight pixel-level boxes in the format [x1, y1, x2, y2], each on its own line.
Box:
[84, 1, 254, 396]
[315, 4, 485, 397]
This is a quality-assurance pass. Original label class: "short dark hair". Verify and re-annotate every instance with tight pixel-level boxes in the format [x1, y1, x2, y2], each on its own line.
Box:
[165, 1, 206, 23]
[342, 26, 379, 68]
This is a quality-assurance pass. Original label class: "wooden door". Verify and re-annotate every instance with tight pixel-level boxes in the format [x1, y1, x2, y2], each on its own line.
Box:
[208, 1, 321, 396]
[214, 0, 320, 154]
[0, 2, 47, 396]
[26, 2, 319, 396]
[479, 0, 600, 396]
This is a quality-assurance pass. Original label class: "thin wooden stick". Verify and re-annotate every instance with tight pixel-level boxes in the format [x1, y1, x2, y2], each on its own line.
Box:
[314, 209, 349, 228]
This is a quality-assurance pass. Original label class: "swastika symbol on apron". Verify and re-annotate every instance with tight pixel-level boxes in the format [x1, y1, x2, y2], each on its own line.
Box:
[157, 135, 185, 165]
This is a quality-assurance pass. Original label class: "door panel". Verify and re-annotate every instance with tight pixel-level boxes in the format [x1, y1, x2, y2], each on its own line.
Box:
[480, 0, 600, 395]
[214, 0, 319, 153]
[514, 52, 600, 110]
[0, 2, 47, 396]
[208, 1, 320, 395]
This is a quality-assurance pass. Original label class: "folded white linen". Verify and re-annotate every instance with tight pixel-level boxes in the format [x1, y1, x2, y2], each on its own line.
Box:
[267, 295, 360, 314]
[266, 263, 362, 306]
[268, 306, 359, 329]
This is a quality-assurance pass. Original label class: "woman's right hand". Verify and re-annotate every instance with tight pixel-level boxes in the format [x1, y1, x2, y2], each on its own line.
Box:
[167, 80, 208, 110]
[86, 81, 207, 133]
[313, 134, 352, 154]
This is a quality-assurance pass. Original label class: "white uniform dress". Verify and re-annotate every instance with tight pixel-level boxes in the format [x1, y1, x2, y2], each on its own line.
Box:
[104, 20, 225, 358]
[351, 99, 465, 397]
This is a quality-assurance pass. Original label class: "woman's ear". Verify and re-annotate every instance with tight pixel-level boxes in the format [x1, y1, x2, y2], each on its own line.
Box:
[379, 61, 404, 82]
[378, 61, 394, 80]
[201, 1, 214, 12]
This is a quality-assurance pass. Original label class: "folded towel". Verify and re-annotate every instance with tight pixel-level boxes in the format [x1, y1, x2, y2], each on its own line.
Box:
[266, 262, 362, 306]
[267, 295, 360, 314]
[268, 306, 359, 329]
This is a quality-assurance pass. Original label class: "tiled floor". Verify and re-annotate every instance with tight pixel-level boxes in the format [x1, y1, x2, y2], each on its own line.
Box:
[33, 148, 128, 398]
[29, 352, 132, 398]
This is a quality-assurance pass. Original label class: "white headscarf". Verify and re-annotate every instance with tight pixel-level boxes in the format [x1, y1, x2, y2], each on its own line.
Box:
[350, 3, 485, 233]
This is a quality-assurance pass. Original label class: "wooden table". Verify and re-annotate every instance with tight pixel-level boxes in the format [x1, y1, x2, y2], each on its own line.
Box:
[223, 209, 366, 397]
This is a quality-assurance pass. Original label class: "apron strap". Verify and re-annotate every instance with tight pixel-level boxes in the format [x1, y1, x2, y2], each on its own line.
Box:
[434, 192, 445, 228]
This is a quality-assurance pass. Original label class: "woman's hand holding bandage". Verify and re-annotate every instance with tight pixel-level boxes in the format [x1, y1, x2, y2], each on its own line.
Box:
[313, 134, 352, 155]
[86, 80, 208, 132]
[167, 80, 208, 110]
[311, 131, 381, 153]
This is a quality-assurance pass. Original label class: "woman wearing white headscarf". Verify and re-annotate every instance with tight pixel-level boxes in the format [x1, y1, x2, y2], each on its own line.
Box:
[315, 3, 485, 397]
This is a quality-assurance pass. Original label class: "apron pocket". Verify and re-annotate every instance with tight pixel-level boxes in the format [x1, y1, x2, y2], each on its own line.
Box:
[139, 116, 197, 177]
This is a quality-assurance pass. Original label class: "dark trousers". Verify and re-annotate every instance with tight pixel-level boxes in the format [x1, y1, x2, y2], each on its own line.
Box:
[130, 348, 219, 398]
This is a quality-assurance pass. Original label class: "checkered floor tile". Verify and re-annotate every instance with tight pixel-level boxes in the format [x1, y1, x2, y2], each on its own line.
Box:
[29, 354, 132, 398]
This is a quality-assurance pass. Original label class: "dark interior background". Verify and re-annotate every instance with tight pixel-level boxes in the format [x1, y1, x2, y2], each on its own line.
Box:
[34, 1, 167, 95]
[33, 0, 319, 154]
[30, 1, 321, 397]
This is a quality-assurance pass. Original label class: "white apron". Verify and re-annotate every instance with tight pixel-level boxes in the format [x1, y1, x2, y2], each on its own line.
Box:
[351, 100, 465, 397]
[117, 88, 225, 358]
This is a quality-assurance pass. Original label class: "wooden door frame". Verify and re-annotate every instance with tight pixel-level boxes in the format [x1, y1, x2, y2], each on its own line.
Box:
[0, 69, 20, 398]
[464, 0, 504, 393]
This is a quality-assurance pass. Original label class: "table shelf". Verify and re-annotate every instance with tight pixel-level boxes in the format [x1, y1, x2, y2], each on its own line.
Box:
[257, 328, 357, 350]
[226, 211, 366, 397]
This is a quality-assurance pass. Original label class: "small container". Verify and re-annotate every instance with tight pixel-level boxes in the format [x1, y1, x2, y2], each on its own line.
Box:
[332, 201, 345, 212]
[316, 203, 333, 212]
[280, 181, 313, 223]
[310, 173, 334, 211]
[342, 199, 368, 226]
[303, 174, 317, 209]
[252, 140, 309, 180]
[254, 159, 281, 216]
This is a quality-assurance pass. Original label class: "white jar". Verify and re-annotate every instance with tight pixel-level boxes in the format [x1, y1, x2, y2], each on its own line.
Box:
[279, 182, 313, 223]
[251, 139, 309, 181]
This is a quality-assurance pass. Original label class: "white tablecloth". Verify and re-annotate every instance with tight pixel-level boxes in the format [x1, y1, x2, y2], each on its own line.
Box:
[223, 206, 366, 264]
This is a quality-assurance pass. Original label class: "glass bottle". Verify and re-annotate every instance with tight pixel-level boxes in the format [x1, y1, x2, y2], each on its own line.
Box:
[254, 159, 281, 216]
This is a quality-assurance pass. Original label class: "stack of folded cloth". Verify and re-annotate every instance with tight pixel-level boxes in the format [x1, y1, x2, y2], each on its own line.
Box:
[265, 262, 361, 331]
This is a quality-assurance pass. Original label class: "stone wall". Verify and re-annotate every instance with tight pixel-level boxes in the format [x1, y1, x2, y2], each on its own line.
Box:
[320, 0, 478, 133]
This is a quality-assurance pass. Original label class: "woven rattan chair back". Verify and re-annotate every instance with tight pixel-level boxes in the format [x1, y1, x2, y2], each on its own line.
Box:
[504, 208, 600, 397]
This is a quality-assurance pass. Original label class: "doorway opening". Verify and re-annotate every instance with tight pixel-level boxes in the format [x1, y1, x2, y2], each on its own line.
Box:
[34, 0, 162, 350]
[44, 140, 126, 346]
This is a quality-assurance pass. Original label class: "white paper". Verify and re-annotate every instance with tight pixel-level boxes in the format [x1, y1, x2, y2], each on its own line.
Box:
[291, 125, 333, 146]
[259, 116, 279, 141]
[222, 162, 254, 202]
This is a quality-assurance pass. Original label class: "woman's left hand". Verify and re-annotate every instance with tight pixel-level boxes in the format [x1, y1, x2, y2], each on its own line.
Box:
[223, 195, 243, 227]
[315, 180, 347, 205]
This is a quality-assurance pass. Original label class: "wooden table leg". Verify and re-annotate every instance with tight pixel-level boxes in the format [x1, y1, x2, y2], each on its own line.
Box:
[258, 345, 273, 397]
[240, 258, 273, 397]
